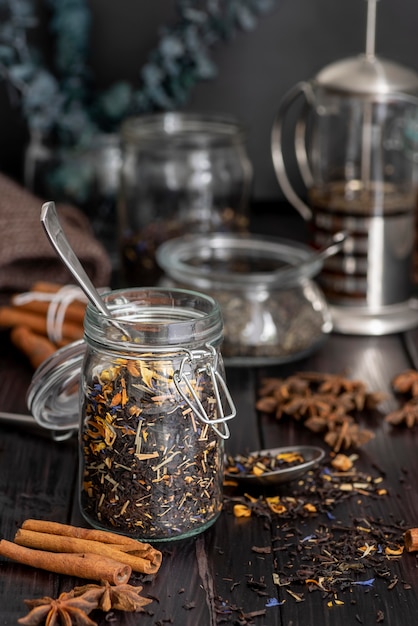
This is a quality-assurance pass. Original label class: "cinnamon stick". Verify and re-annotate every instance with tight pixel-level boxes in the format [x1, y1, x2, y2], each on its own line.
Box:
[0, 306, 83, 341]
[11, 297, 86, 326]
[404, 528, 418, 552]
[10, 326, 57, 369]
[15, 529, 161, 574]
[21, 519, 143, 546]
[31, 281, 77, 294]
[0, 540, 131, 584]
[20, 519, 162, 572]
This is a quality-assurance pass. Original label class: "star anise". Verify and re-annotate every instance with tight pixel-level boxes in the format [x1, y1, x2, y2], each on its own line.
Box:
[256, 372, 384, 452]
[385, 397, 418, 428]
[18, 589, 100, 626]
[305, 412, 354, 434]
[73, 581, 153, 612]
[297, 371, 365, 396]
[255, 395, 279, 414]
[258, 376, 310, 401]
[298, 372, 386, 410]
[392, 369, 418, 398]
[279, 393, 323, 419]
[324, 420, 375, 453]
[282, 391, 360, 421]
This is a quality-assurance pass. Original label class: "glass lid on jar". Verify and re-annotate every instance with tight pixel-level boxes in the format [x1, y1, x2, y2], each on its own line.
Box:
[156, 233, 334, 367]
[156, 233, 329, 291]
[26, 339, 85, 432]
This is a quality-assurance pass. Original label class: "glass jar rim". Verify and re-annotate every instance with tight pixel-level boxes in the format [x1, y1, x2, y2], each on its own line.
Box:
[84, 287, 223, 350]
[156, 233, 325, 291]
[120, 111, 246, 144]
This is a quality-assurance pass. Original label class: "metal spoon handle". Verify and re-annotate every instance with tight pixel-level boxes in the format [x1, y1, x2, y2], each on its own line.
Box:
[40, 201, 111, 319]
[315, 230, 348, 263]
[275, 230, 348, 286]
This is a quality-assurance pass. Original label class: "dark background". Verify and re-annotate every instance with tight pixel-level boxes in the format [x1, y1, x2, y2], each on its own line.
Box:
[0, 0, 417, 204]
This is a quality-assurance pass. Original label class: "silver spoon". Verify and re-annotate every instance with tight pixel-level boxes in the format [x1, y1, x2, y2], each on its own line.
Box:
[40, 201, 126, 336]
[275, 230, 348, 286]
[225, 445, 325, 487]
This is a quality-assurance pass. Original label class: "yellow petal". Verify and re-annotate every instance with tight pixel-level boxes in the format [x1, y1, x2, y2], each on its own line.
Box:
[233, 504, 252, 518]
[385, 545, 404, 556]
[303, 503, 317, 513]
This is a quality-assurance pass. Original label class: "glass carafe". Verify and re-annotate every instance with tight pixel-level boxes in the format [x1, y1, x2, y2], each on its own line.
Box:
[271, 1, 418, 335]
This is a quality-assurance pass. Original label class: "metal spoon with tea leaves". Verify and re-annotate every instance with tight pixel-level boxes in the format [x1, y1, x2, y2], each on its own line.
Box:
[225, 445, 325, 487]
[40, 201, 128, 338]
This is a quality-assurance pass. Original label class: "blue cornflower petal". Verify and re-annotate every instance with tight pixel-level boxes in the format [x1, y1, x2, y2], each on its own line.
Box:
[266, 597, 284, 607]
[353, 578, 375, 587]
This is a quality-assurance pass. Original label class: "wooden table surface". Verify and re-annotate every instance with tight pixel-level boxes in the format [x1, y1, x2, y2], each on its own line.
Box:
[2, 316, 418, 625]
[1, 214, 418, 625]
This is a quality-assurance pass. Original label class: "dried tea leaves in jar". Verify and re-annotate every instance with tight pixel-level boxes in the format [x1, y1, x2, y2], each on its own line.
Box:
[81, 354, 225, 541]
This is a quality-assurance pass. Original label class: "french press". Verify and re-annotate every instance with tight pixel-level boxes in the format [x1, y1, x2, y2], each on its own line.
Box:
[271, 0, 418, 334]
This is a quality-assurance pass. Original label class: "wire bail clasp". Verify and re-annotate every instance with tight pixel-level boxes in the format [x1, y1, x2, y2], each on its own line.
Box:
[173, 345, 236, 439]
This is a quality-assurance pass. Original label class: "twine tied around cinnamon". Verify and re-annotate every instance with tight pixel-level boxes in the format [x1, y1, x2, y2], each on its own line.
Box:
[13, 284, 88, 344]
[0, 281, 99, 369]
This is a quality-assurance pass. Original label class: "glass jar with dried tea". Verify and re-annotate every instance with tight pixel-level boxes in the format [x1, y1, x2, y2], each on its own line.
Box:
[28, 287, 235, 542]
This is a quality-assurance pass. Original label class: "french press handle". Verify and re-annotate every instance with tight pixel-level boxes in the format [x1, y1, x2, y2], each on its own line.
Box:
[271, 81, 315, 221]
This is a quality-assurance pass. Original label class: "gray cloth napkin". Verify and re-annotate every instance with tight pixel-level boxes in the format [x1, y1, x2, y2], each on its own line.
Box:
[0, 173, 112, 291]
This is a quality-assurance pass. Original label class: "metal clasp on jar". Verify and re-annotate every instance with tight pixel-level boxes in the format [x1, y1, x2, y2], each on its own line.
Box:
[173, 344, 236, 439]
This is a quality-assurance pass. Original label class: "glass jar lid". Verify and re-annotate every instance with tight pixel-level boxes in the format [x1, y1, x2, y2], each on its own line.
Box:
[27, 339, 85, 432]
[156, 233, 328, 291]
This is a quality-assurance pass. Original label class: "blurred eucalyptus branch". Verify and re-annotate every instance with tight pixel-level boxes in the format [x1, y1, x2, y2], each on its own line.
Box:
[0, 0, 279, 149]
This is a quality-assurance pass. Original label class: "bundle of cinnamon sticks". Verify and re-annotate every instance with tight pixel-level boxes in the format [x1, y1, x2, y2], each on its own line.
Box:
[0, 519, 162, 583]
[0, 282, 87, 369]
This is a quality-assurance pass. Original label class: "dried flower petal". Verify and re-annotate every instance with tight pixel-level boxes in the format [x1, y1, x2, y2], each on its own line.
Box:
[233, 504, 252, 518]
[384, 545, 404, 556]
[331, 454, 353, 471]
[352, 578, 375, 587]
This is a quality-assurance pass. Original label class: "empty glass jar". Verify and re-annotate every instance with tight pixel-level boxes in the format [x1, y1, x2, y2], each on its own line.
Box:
[118, 112, 253, 286]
